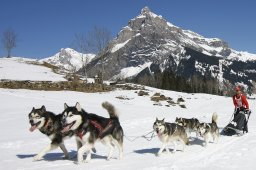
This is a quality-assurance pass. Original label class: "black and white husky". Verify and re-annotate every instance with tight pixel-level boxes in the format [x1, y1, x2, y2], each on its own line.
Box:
[28, 106, 74, 161]
[153, 118, 189, 156]
[175, 117, 200, 137]
[197, 113, 219, 146]
[61, 102, 124, 163]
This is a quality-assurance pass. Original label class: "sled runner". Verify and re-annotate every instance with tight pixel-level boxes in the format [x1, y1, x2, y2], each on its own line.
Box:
[221, 109, 251, 136]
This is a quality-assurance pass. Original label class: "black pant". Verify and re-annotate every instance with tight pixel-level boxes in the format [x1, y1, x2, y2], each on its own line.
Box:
[233, 108, 247, 132]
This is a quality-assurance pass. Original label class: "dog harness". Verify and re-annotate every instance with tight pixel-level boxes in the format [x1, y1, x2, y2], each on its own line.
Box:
[90, 120, 113, 138]
[76, 120, 113, 139]
[41, 119, 54, 135]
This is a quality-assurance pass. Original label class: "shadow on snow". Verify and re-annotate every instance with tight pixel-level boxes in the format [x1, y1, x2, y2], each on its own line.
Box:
[16, 150, 108, 161]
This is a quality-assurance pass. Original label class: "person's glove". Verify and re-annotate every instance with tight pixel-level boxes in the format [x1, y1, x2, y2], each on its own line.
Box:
[245, 109, 251, 114]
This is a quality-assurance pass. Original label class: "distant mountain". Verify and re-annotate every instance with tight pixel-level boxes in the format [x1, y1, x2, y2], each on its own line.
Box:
[84, 7, 256, 92]
[41, 48, 95, 72]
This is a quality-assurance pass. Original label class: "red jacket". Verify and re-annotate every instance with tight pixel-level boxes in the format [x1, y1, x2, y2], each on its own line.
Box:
[233, 94, 249, 109]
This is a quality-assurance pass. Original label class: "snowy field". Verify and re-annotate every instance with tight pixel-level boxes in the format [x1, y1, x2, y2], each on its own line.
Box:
[0, 57, 66, 81]
[0, 87, 256, 170]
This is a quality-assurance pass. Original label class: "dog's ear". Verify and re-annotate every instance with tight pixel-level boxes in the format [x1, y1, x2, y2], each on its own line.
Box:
[161, 118, 165, 123]
[32, 107, 35, 111]
[196, 119, 199, 123]
[206, 124, 210, 130]
[156, 117, 159, 121]
[75, 102, 82, 112]
[64, 103, 69, 109]
[41, 105, 46, 112]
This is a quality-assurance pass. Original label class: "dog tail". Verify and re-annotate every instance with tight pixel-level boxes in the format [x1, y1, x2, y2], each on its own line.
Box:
[212, 112, 218, 124]
[102, 101, 119, 119]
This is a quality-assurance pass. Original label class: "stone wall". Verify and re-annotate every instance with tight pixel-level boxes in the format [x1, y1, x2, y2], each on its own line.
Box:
[0, 80, 112, 92]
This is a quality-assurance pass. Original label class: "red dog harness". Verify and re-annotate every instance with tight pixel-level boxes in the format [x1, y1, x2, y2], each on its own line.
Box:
[76, 120, 112, 139]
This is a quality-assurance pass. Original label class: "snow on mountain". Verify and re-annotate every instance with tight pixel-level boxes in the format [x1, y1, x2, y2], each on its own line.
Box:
[84, 7, 256, 90]
[41, 48, 95, 71]
[228, 49, 256, 62]
[112, 62, 152, 80]
[0, 57, 66, 81]
[0, 86, 255, 169]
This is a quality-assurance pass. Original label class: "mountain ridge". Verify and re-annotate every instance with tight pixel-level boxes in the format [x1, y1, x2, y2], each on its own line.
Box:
[41, 48, 95, 72]
[83, 6, 256, 92]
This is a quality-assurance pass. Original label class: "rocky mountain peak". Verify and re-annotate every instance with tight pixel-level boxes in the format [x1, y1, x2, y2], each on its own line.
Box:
[141, 6, 150, 13]
[140, 6, 152, 15]
[84, 7, 256, 92]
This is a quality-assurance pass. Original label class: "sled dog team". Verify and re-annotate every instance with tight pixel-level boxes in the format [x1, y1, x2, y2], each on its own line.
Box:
[28, 102, 219, 163]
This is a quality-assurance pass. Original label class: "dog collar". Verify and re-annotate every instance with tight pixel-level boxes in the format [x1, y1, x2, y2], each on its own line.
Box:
[76, 130, 85, 140]
[43, 119, 50, 127]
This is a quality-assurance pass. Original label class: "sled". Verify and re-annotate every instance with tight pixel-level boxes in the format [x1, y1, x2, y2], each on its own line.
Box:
[221, 109, 251, 136]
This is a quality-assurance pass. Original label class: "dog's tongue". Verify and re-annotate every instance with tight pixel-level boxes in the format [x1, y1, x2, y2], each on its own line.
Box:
[156, 131, 161, 137]
[29, 125, 37, 132]
[61, 126, 70, 133]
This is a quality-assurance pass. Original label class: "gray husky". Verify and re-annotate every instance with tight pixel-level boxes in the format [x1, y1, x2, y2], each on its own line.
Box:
[153, 118, 189, 156]
[28, 106, 74, 161]
[175, 117, 200, 137]
[197, 113, 219, 146]
[61, 102, 124, 163]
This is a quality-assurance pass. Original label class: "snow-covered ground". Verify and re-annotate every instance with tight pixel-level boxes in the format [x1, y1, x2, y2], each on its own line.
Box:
[0, 57, 66, 81]
[0, 87, 255, 170]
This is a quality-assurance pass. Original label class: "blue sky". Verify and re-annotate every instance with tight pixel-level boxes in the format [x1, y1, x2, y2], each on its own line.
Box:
[0, 0, 255, 59]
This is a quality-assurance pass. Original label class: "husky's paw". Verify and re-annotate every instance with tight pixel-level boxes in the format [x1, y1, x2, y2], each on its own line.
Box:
[156, 152, 162, 157]
[83, 159, 91, 163]
[63, 156, 70, 160]
[92, 148, 97, 153]
[118, 156, 123, 160]
[33, 155, 42, 161]
[74, 161, 82, 165]
[83, 156, 91, 163]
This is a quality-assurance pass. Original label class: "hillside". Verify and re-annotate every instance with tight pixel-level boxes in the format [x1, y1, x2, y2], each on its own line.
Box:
[0, 57, 66, 81]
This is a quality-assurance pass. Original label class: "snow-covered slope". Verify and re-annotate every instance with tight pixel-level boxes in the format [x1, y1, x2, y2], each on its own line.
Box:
[0, 86, 255, 169]
[41, 48, 95, 71]
[0, 57, 66, 81]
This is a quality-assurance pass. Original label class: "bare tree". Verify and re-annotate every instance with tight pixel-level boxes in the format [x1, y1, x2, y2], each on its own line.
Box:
[87, 26, 112, 83]
[2, 28, 17, 58]
[72, 26, 111, 83]
[72, 33, 90, 80]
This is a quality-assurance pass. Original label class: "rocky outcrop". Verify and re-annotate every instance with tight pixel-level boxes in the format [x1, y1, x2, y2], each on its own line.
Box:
[0, 80, 112, 92]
